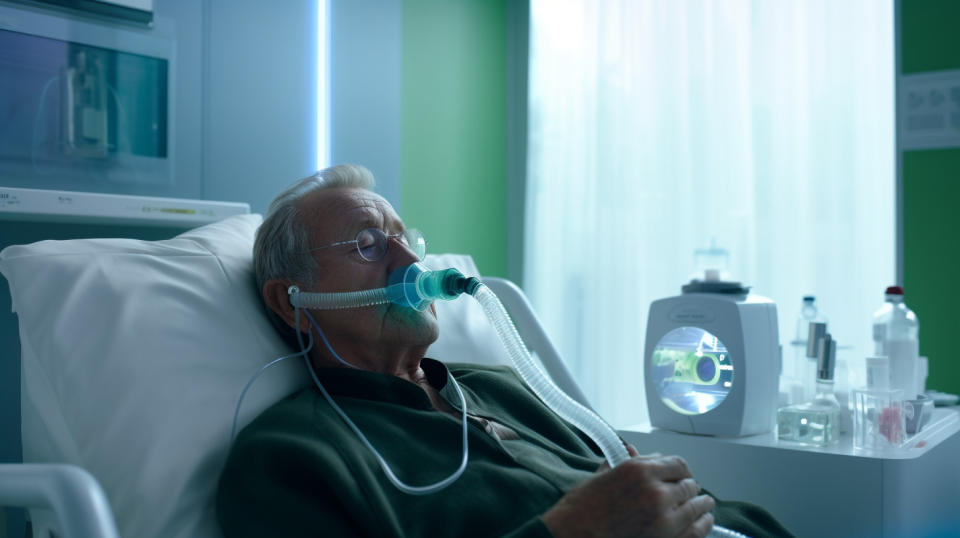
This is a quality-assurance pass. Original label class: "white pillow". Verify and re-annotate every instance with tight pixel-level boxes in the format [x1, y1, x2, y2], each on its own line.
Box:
[0, 215, 505, 538]
[1, 215, 307, 538]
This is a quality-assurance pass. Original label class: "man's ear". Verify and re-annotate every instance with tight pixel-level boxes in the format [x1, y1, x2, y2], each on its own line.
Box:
[263, 279, 311, 333]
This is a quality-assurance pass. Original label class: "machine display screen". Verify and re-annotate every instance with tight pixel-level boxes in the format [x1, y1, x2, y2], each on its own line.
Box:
[0, 28, 169, 184]
[652, 326, 734, 415]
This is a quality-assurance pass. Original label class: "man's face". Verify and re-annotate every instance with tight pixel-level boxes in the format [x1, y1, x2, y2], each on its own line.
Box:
[296, 187, 439, 364]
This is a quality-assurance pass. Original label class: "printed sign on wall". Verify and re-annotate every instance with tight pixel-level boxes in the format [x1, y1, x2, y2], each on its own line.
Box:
[900, 69, 960, 150]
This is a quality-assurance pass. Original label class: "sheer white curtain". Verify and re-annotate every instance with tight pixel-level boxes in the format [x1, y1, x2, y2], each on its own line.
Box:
[525, 0, 894, 427]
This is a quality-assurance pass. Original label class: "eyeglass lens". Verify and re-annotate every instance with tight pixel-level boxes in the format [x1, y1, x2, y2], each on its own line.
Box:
[355, 228, 425, 262]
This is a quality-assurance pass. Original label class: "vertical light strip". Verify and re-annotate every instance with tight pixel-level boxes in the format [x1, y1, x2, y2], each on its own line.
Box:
[316, 0, 329, 170]
[894, 0, 903, 285]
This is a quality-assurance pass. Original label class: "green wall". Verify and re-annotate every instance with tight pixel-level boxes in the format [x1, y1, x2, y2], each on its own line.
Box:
[400, 0, 508, 277]
[903, 150, 960, 395]
[901, 0, 960, 395]
[901, 1, 960, 73]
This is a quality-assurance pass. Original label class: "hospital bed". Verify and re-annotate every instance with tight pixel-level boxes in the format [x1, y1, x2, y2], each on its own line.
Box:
[0, 214, 589, 538]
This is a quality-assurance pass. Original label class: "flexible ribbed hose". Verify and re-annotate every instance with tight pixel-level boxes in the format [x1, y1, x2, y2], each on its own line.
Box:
[473, 285, 631, 468]
[289, 286, 389, 310]
[472, 284, 748, 538]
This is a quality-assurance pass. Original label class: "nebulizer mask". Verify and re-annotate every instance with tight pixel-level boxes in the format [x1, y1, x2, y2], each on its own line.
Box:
[233, 261, 746, 537]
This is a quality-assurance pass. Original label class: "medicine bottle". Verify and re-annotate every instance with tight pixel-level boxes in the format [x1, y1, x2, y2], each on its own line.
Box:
[872, 286, 920, 398]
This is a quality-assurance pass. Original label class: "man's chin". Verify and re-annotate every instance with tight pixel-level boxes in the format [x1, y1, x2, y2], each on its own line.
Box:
[386, 304, 440, 344]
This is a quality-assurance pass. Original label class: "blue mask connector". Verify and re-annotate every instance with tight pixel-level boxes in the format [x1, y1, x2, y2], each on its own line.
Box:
[387, 262, 481, 310]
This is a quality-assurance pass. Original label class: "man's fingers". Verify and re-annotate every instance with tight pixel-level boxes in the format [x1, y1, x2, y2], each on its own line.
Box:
[678, 511, 715, 538]
[670, 494, 715, 536]
[667, 478, 701, 507]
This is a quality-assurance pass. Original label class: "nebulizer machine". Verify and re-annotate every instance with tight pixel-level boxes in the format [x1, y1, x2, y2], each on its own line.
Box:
[645, 272, 780, 436]
[235, 262, 749, 538]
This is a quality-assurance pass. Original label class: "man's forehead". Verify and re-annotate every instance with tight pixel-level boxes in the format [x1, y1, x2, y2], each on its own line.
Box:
[299, 188, 401, 240]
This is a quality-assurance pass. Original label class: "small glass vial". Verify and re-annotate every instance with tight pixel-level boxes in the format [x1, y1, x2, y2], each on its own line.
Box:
[778, 333, 840, 446]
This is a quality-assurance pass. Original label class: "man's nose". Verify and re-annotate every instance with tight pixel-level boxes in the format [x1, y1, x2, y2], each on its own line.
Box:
[386, 235, 421, 268]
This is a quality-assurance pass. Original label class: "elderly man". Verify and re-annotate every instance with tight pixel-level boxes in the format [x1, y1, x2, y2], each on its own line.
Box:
[217, 165, 791, 538]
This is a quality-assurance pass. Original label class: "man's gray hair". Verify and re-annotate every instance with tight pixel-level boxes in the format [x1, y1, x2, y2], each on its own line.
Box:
[253, 164, 375, 338]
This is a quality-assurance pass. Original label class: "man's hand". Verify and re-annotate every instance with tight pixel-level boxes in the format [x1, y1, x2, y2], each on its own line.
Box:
[541, 448, 715, 538]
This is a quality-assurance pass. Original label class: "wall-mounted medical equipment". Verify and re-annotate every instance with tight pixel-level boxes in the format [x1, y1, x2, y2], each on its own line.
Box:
[0, 4, 172, 187]
[0, 186, 249, 228]
[645, 275, 780, 436]
[8, 0, 155, 25]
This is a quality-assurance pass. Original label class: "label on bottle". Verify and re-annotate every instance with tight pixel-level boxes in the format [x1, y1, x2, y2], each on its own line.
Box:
[872, 324, 886, 350]
[865, 359, 891, 390]
[887, 339, 920, 399]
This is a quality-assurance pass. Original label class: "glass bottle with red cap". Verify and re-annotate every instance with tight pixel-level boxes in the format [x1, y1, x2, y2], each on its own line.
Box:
[872, 286, 920, 398]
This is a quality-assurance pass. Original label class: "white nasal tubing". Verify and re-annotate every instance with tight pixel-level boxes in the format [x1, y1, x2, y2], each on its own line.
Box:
[234, 265, 747, 536]
[296, 306, 470, 495]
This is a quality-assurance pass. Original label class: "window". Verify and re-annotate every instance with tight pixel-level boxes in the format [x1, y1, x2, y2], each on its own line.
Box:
[526, 0, 894, 427]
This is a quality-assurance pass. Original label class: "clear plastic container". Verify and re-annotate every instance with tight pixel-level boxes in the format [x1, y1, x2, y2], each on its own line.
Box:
[872, 286, 920, 398]
[852, 387, 907, 451]
[691, 238, 731, 282]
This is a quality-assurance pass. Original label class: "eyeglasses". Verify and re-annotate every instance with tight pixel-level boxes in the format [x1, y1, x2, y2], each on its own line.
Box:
[308, 228, 426, 262]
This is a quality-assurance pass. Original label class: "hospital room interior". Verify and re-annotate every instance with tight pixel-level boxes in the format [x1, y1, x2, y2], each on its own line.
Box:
[1, 0, 958, 537]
